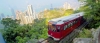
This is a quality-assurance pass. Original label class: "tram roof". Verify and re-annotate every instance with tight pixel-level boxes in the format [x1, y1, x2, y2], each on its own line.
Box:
[49, 12, 84, 24]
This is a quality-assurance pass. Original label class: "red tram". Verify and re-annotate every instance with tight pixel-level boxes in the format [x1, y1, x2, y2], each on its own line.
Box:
[48, 12, 85, 41]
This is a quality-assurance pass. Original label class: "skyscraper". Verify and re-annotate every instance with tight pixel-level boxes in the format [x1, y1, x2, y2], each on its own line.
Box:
[7, 15, 9, 18]
[0, 13, 5, 20]
[33, 10, 36, 19]
[27, 5, 33, 16]
[16, 11, 20, 20]
[11, 8, 16, 19]
[16, 11, 27, 24]
[16, 5, 35, 24]
[24, 11, 33, 24]
[63, 2, 72, 10]
[1, 13, 5, 18]
[27, 5, 34, 23]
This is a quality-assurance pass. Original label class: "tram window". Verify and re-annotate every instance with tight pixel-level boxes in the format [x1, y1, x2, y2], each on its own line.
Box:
[72, 22, 73, 25]
[64, 26, 66, 30]
[72, 21, 74, 25]
[64, 25, 68, 30]
[68, 23, 71, 28]
[74, 21, 75, 24]
[57, 29, 60, 32]
[57, 26, 60, 32]
[48, 23, 56, 32]
[75, 21, 77, 23]
[70, 22, 71, 26]
[53, 26, 56, 32]
[70, 22, 72, 27]
[75, 19, 78, 23]
[70, 22, 73, 26]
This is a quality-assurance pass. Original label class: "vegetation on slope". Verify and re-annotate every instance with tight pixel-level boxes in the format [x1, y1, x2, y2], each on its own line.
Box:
[77, 29, 92, 38]
[79, 0, 100, 28]
[77, 0, 100, 38]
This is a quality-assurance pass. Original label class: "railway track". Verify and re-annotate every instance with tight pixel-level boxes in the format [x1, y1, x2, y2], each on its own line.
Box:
[38, 37, 59, 43]
[39, 18, 92, 43]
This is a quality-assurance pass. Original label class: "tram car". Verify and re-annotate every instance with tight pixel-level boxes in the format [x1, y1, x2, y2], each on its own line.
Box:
[48, 12, 86, 41]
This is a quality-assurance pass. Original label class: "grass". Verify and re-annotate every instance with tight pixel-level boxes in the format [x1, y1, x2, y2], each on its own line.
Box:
[77, 28, 93, 38]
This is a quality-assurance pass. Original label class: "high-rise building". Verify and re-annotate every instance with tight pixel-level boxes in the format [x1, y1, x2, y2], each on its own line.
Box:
[24, 10, 34, 24]
[7, 15, 9, 18]
[10, 15, 14, 20]
[5, 15, 14, 20]
[16, 5, 35, 24]
[33, 10, 36, 19]
[0, 13, 5, 20]
[11, 8, 16, 19]
[27, 5, 34, 23]
[16, 11, 24, 24]
[16, 11, 20, 20]
[44, 8, 48, 11]
[37, 12, 44, 19]
[27, 5, 33, 16]
[1, 13, 5, 18]
[63, 2, 72, 10]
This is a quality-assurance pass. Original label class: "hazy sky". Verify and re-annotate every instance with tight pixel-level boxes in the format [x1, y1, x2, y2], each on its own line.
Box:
[0, 0, 80, 15]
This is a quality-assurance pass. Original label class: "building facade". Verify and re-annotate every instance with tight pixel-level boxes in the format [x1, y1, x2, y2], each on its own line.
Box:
[16, 5, 35, 24]
[63, 2, 72, 10]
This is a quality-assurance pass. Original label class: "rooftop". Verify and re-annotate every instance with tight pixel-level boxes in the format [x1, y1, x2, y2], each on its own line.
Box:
[49, 12, 84, 24]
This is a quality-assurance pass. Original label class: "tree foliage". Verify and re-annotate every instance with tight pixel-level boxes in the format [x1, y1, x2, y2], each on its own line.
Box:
[79, 0, 100, 28]
[63, 9, 74, 16]
[1, 18, 20, 28]
[1, 18, 48, 43]
[77, 29, 92, 38]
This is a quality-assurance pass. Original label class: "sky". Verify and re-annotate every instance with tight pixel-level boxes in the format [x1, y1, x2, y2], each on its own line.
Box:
[0, 0, 80, 16]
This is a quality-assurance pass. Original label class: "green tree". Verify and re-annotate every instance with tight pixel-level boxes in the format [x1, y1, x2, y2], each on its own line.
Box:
[63, 9, 74, 16]
[79, 0, 100, 28]
[73, 10, 80, 14]
[1, 18, 20, 28]
[31, 18, 48, 39]
[1, 18, 48, 43]
[77, 29, 92, 38]
[3, 24, 32, 43]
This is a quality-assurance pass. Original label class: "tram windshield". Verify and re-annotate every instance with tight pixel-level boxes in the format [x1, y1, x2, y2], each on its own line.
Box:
[48, 22, 56, 31]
